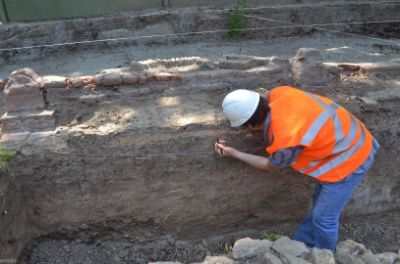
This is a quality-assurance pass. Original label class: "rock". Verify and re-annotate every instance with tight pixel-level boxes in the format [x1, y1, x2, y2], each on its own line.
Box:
[360, 62, 400, 73]
[146, 73, 183, 82]
[4, 68, 45, 112]
[118, 249, 129, 257]
[391, 58, 400, 64]
[149, 262, 182, 264]
[202, 256, 234, 264]
[130, 61, 146, 73]
[66, 77, 85, 88]
[10, 68, 42, 84]
[218, 59, 260, 70]
[336, 240, 379, 264]
[121, 72, 139, 84]
[280, 254, 312, 264]
[121, 87, 154, 97]
[0, 110, 56, 133]
[335, 251, 365, 264]
[375, 252, 398, 264]
[360, 97, 378, 105]
[291, 48, 330, 88]
[42, 75, 66, 88]
[272, 236, 309, 258]
[95, 74, 104, 85]
[361, 252, 380, 264]
[232, 237, 273, 259]
[79, 94, 106, 105]
[310, 248, 335, 264]
[263, 252, 283, 264]
[0, 132, 30, 142]
[100, 72, 122, 86]
[366, 88, 400, 102]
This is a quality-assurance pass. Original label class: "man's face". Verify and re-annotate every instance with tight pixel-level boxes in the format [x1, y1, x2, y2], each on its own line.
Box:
[244, 123, 263, 132]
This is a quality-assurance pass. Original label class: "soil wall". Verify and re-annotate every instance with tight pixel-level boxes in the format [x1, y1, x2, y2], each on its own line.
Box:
[2, 62, 399, 248]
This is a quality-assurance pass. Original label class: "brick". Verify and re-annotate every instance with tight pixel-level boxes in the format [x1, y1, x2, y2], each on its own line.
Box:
[66, 77, 85, 88]
[121, 72, 139, 84]
[291, 48, 329, 87]
[218, 59, 259, 70]
[0, 110, 55, 133]
[102, 72, 122, 86]
[10, 68, 42, 84]
[146, 73, 183, 82]
[4, 93, 45, 113]
[4, 82, 40, 96]
[79, 94, 106, 104]
[0, 132, 29, 142]
[42, 75, 67, 88]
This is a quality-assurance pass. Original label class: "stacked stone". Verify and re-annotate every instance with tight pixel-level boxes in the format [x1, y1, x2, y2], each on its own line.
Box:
[1, 68, 55, 133]
[150, 237, 399, 264]
[291, 48, 338, 91]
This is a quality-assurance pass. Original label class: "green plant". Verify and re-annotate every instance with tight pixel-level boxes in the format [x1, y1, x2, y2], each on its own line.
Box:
[227, 0, 247, 39]
[264, 232, 281, 242]
[224, 243, 233, 255]
[0, 145, 15, 168]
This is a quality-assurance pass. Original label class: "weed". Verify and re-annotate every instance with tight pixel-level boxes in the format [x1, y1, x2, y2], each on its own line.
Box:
[0, 145, 15, 169]
[264, 232, 281, 241]
[227, 0, 247, 39]
[223, 243, 233, 256]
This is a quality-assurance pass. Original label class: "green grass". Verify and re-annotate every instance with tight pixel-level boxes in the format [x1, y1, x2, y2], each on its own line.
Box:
[264, 232, 282, 241]
[227, 0, 247, 39]
[0, 145, 15, 168]
[224, 243, 233, 255]
[227, 9, 246, 39]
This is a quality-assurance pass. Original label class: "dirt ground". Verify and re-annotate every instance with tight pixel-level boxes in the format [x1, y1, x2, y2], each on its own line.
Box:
[1, 32, 400, 79]
[22, 209, 400, 264]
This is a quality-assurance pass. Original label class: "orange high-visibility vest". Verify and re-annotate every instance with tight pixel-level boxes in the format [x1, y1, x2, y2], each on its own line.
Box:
[264, 86, 373, 183]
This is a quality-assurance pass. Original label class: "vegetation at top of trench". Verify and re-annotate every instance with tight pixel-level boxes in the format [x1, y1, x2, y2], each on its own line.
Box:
[0, 145, 15, 169]
[227, 0, 247, 39]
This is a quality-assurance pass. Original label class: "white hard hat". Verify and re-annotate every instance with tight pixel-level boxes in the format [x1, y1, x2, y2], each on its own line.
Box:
[222, 89, 260, 127]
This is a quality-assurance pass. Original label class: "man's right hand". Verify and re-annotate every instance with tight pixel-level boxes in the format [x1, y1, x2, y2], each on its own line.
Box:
[214, 140, 237, 157]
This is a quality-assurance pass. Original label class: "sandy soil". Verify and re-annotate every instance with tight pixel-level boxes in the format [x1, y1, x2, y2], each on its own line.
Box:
[1, 32, 400, 79]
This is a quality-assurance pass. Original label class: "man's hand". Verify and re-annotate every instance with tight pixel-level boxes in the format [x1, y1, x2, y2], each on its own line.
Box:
[214, 139, 278, 172]
[214, 139, 237, 157]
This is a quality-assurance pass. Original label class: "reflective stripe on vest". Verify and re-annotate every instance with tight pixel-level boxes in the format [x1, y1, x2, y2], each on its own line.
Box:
[296, 92, 363, 178]
[300, 94, 339, 146]
[308, 127, 366, 178]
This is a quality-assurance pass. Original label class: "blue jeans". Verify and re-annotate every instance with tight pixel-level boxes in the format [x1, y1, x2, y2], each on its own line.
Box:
[294, 139, 380, 251]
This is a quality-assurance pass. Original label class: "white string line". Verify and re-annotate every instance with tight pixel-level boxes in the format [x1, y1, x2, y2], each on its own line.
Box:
[0, 0, 399, 49]
[244, 14, 400, 46]
[0, 1, 396, 47]
[147, 0, 400, 16]
[1, 19, 400, 52]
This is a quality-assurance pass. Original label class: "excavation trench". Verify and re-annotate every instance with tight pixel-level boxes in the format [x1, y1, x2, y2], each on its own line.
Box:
[0, 3, 400, 263]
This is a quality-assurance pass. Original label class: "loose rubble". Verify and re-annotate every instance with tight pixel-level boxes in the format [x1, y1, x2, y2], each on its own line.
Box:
[150, 237, 398, 264]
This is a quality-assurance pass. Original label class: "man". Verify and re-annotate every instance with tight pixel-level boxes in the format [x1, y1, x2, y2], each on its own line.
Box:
[214, 86, 379, 251]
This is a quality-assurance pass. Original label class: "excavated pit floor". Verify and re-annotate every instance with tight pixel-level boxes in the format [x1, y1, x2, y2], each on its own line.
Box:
[22, 210, 400, 263]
